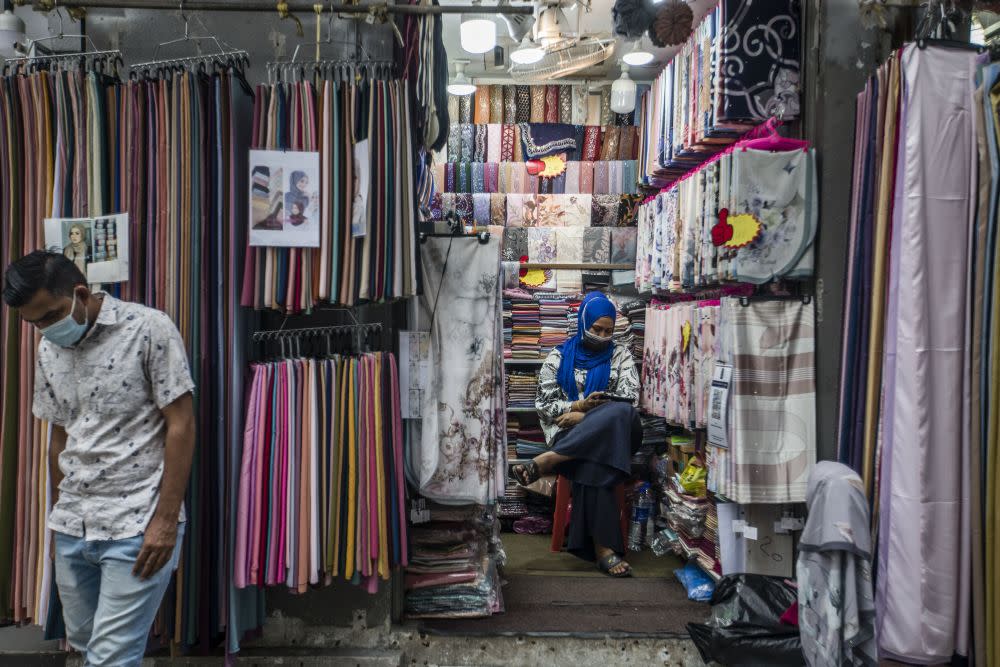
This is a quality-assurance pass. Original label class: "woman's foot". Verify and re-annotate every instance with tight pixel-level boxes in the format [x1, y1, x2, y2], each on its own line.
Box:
[595, 544, 631, 577]
[512, 460, 541, 486]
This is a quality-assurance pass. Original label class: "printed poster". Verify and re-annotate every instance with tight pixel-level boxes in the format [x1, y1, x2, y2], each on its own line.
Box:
[44, 214, 130, 284]
[249, 149, 321, 248]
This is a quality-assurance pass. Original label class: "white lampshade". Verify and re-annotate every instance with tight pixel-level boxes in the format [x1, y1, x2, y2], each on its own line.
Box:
[0, 9, 25, 59]
[510, 35, 544, 65]
[460, 2, 496, 55]
[622, 39, 654, 67]
[448, 61, 476, 96]
[610, 66, 637, 114]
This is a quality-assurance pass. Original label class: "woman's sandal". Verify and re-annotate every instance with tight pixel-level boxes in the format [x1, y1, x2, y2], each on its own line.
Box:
[512, 460, 541, 486]
[598, 553, 633, 578]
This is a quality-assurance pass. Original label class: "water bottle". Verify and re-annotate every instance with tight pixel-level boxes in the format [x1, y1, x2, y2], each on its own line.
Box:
[628, 483, 653, 551]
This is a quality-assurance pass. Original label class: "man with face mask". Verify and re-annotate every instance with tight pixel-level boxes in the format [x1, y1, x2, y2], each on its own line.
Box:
[2, 251, 195, 667]
[513, 291, 641, 578]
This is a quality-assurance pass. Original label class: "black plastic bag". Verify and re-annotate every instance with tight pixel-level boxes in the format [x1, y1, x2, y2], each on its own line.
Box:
[686, 574, 804, 666]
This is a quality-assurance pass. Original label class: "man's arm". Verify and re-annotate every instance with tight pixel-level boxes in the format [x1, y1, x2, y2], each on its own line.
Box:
[49, 426, 67, 507]
[132, 392, 195, 580]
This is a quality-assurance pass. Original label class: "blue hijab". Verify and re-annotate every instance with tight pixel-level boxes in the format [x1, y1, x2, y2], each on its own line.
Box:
[557, 291, 617, 401]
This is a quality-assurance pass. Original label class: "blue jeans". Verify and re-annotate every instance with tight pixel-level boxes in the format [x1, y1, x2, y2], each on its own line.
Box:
[53, 523, 185, 667]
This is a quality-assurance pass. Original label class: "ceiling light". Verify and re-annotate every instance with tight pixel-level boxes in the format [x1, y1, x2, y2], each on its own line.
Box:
[622, 39, 654, 67]
[460, 0, 496, 54]
[0, 8, 25, 59]
[510, 35, 544, 65]
[448, 61, 476, 96]
[610, 64, 637, 114]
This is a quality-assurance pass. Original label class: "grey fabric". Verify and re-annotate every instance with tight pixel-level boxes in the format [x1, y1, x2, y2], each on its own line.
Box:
[797, 461, 877, 667]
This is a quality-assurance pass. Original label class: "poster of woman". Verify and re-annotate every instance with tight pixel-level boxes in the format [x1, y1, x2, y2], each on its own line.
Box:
[62, 221, 92, 275]
[248, 149, 320, 247]
[44, 214, 130, 283]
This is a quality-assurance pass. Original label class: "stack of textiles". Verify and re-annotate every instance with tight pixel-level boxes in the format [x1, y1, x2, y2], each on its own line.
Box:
[538, 296, 572, 354]
[506, 416, 521, 461]
[515, 423, 547, 458]
[634, 143, 818, 293]
[640, 301, 720, 428]
[507, 291, 542, 358]
[622, 299, 647, 363]
[242, 79, 419, 311]
[405, 506, 504, 618]
[235, 352, 407, 594]
[434, 160, 640, 194]
[512, 514, 553, 535]
[637, 0, 802, 187]
[663, 479, 719, 577]
[640, 414, 669, 453]
[498, 478, 530, 520]
[502, 297, 514, 359]
[506, 370, 540, 410]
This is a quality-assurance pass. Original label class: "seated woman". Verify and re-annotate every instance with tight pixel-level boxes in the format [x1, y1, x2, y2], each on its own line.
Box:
[513, 291, 641, 578]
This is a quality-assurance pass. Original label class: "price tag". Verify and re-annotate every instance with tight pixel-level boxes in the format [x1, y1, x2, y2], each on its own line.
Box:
[743, 525, 758, 540]
[731, 520, 747, 533]
[781, 516, 805, 531]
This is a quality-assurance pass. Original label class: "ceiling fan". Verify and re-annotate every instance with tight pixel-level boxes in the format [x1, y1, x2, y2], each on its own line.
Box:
[507, 0, 616, 82]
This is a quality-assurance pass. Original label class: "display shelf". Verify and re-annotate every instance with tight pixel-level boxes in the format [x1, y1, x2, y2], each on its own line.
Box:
[505, 407, 538, 414]
[504, 359, 546, 365]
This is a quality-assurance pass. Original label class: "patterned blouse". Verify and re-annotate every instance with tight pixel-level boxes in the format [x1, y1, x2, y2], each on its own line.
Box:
[534, 343, 640, 445]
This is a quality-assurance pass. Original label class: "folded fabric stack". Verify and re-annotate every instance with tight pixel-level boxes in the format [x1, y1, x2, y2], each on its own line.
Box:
[661, 479, 719, 577]
[640, 414, 669, 452]
[502, 297, 513, 359]
[405, 506, 504, 619]
[621, 299, 647, 363]
[506, 416, 521, 461]
[506, 371, 539, 410]
[538, 297, 571, 355]
[515, 423, 547, 458]
[510, 297, 541, 359]
[498, 476, 529, 520]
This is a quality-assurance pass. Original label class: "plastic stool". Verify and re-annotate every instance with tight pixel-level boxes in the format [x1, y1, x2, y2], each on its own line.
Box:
[549, 474, 630, 553]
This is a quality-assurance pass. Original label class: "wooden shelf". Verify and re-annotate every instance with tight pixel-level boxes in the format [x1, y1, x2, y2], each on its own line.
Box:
[506, 407, 538, 414]
[517, 263, 634, 271]
[504, 359, 545, 365]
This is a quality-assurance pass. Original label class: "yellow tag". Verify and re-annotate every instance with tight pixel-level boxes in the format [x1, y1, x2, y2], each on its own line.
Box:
[682, 320, 691, 353]
[520, 269, 551, 288]
[723, 213, 763, 249]
[539, 154, 567, 178]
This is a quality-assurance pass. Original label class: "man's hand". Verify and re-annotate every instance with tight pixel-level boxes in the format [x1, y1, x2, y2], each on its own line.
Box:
[132, 514, 178, 580]
[572, 391, 606, 413]
[555, 411, 586, 429]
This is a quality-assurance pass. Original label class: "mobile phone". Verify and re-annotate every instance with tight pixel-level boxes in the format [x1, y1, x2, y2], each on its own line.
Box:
[601, 393, 633, 403]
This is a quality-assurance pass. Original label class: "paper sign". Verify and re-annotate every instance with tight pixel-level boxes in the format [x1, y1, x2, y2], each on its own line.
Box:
[707, 364, 733, 448]
[249, 149, 321, 247]
[743, 526, 758, 540]
[44, 214, 130, 284]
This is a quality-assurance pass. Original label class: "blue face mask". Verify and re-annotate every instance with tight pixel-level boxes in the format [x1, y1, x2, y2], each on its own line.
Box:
[40, 293, 88, 348]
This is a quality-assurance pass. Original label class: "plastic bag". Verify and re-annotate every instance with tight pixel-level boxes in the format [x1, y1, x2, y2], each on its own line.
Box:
[674, 562, 715, 602]
[679, 460, 707, 497]
[687, 574, 804, 666]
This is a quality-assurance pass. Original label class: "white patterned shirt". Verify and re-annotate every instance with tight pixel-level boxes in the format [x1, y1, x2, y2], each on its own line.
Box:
[32, 294, 195, 541]
[534, 342, 640, 445]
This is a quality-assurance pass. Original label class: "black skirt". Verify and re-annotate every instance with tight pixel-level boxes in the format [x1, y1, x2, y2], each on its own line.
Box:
[551, 401, 641, 561]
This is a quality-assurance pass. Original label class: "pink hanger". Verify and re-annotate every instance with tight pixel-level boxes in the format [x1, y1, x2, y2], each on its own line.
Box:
[740, 117, 810, 152]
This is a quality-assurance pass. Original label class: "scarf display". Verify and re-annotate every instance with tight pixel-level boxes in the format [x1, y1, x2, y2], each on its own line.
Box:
[797, 462, 877, 667]
[640, 300, 719, 428]
[0, 63, 265, 652]
[637, 0, 802, 188]
[241, 78, 418, 312]
[555, 291, 616, 401]
[433, 160, 639, 195]
[408, 236, 504, 506]
[634, 141, 817, 294]
[0, 68, 114, 627]
[236, 352, 407, 594]
[836, 44, 976, 664]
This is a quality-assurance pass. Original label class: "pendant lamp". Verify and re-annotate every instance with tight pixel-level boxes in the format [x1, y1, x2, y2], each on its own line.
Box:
[460, 0, 497, 54]
[510, 34, 544, 65]
[610, 64, 637, 114]
[622, 38, 654, 67]
[448, 61, 476, 96]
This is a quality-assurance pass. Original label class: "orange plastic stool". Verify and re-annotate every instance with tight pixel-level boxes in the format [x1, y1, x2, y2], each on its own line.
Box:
[549, 474, 630, 553]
